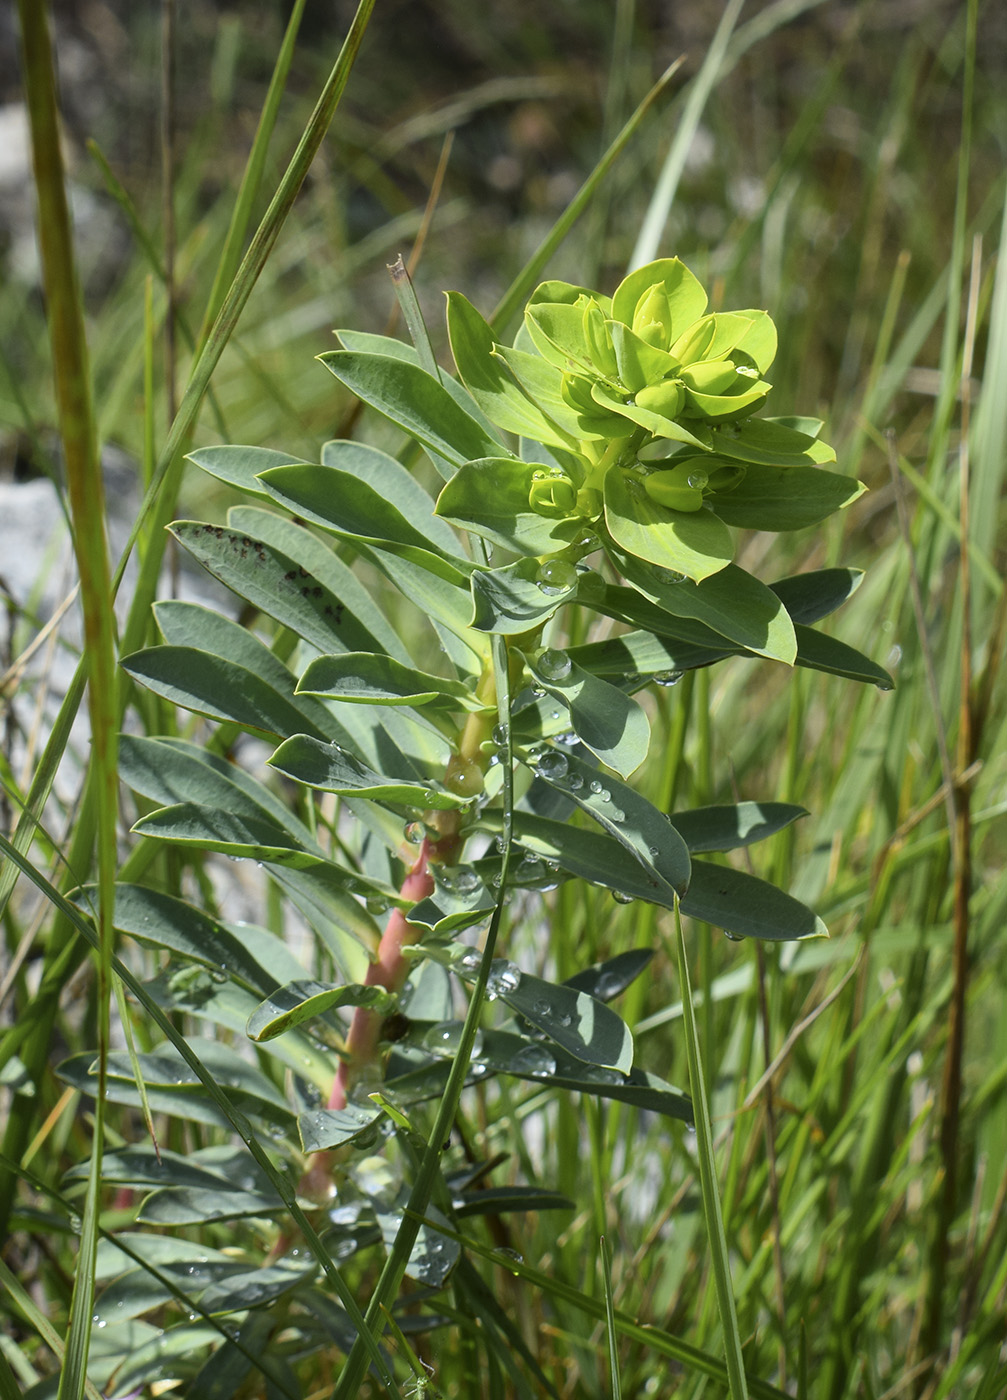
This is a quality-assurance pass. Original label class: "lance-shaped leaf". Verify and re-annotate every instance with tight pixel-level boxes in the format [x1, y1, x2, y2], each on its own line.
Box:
[247, 980, 397, 1042]
[120, 734, 319, 850]
[568, 627, 733, 680]
[321, 437, 466, 557]
[770, 567, 864, 625]
[257, 462, 471, 581]
[604, 466, 734, 583]
[199, 1260, 316, 1316]
[794, 624, 894, 689]
[132, 802, 325, 868]
[297, 652, 482, 710]
[319, 350, 509, 474]
[186, 443, 311, 500]
[227, 503, 411, 662]
[388, 1027, 692, 1123]
[490, 964, 634, 1073]
[298, 1102, 384, 1153]
[406, 869, 497, 938]
[170, 520, 394, 658]
[526, 650, 650, 778]
[668, 802, 809, 852]
[435, 456, 586, 556]
[87, 883, 309, 993]
[610, 555, 798, 664]
[497, 811, 678, 908]
[563, 949, 655, 1001]
[269, 733, 470, 810]
[709, 416, 836, 466]
[138, 1187, 286, 1226]
[122, 643, 329, 742]
[446, 292, 578, 448]
[707, 464, 865, 531]
[529, 750, 690, 898]
[469, 557, 585, 634]
[683, 860, 828, 940]
[335, 328, 505, 442]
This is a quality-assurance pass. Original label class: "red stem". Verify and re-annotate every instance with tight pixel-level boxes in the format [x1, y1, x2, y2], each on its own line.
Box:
[328, 841, 437, 1111]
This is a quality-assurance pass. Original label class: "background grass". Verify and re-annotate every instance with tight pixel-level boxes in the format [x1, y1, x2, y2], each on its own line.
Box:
[1, 0, 1006, 1396]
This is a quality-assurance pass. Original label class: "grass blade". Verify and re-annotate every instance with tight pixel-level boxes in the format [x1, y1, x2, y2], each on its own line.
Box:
[673, 900, 750, 1400]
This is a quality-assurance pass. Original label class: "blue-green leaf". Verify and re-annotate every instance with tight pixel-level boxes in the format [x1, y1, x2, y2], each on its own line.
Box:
[298, 1102, 383, 1153]
[319, 350, 509, 474]
[269, 733, 471, 810]
[709, 417, 836, 466]
[683, 860, 828, 940]
[708, 464, 865, 531]
[257, 462, 471, 581]
[297, 652, 481, 710]
[186, 444, 310, 499]
[770, 568, 864, 625]
[528, 751, 691, 897]
[669, 802, 809, 852]
[527, 650, 650, 778]
[247, 980, 396, 1042]
[493, 964, 634, 1073]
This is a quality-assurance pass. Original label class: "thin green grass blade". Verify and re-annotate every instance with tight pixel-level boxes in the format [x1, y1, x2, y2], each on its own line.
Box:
[196, 0, 308, 348]
[16, 5, 119, 1395]
[601, 1236, 622, 1400]
[674, 900, 749, 1400]
[629, 0, 746, 269]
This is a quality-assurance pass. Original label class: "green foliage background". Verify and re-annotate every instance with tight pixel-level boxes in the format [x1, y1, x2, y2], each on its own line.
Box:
[1, 1, 1005, 1397]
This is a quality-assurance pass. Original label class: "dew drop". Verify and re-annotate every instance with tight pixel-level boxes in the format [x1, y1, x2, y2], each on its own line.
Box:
[454, 868, 480, 895]
[613, 890, 635, 905]
[655, 670, 683, 688]
[538, 648, 572, 682]
[725, 931, 744, 942]
[687, 469, 709, 490]
[536, 558, 578, 595]
[568, 774, 584, 790]
[492, 723, 509, 747]
[536, 750, 569, 781]
[486, 960, 522, 998]
[589, 779, 603, 794]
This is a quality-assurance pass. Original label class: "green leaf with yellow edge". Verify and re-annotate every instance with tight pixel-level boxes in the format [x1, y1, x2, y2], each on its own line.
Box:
[268, 734, 471, 810]
[611, 258, 708, 338]
[709, 417, 837, 466]
[297, 652, 481, 709]
[247, 980, 396, 1042]
[603, 466, 734, 582]
[446, 292, 578, 449]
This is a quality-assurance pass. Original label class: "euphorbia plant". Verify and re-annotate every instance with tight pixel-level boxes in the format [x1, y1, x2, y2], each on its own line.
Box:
[80, 257, 890, 1395]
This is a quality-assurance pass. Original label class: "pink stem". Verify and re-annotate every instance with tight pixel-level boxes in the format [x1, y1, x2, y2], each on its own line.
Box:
[327, 844, 437, 1111]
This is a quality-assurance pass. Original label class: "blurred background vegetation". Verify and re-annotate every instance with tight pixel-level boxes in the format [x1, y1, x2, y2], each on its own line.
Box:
[2, 1, 1006, 1396]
